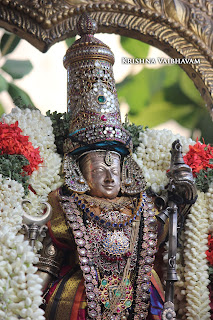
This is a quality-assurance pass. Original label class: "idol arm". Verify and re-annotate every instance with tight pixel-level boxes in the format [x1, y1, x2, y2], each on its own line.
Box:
[36, 231, 64, 293]
[21, 201, 63, 292]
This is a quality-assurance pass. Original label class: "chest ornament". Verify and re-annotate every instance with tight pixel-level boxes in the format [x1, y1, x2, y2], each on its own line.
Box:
[60, 192, 158, 320]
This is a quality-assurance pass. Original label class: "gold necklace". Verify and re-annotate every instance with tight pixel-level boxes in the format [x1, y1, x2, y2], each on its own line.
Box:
[74, 193, 142, 229]
[78, 193, 137, 211]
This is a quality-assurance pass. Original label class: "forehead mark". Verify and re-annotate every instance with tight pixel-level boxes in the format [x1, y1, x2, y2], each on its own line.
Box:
[105, 151, 113, 166]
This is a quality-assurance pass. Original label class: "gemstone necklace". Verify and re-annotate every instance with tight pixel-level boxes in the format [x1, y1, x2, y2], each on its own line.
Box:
[98, 218, 140, 320]
[86, 219, 138, 276]
[60, 192, 158, 320]
[71, 192, 143, 230]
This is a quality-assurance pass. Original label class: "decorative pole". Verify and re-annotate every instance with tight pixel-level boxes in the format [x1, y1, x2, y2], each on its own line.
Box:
[156, 140, 197, 320]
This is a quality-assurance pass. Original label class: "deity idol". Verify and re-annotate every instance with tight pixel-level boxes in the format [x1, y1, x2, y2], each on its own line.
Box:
[36, 14, 196, 320]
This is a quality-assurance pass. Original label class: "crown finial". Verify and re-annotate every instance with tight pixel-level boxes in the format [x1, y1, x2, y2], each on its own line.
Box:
[77, 13, 98, 36]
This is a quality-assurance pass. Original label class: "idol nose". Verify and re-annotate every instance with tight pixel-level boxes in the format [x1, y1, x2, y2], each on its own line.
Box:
[104, 170, 114, 183]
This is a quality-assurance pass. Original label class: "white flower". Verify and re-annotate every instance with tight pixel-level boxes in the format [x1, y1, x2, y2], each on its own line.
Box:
[134, 128, 194, 192]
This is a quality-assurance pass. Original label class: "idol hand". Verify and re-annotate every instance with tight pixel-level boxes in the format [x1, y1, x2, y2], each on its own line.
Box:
[21, 200, 52, 250]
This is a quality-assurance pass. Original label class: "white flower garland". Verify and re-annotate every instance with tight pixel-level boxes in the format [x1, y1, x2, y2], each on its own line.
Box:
[184, 191, 210, 320]
[0, 175, 44, 320]
[0, 107, 63, 319]
[174, 186, 213, 320]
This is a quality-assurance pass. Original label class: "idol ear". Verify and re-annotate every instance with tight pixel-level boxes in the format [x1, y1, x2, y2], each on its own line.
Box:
[63, 154, 90, 194]
[121, 155, 146, 195]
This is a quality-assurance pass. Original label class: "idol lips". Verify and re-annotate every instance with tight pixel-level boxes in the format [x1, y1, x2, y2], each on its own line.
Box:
[102, 185, 115, 190]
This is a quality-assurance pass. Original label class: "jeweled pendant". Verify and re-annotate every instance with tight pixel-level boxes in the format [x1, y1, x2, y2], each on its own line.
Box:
[99, 274, 133, 314]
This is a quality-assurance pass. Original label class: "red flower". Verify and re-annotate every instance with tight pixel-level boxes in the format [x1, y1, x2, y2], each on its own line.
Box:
[0, 121, 43, 175]
[183, 138, 213, 177]
[206, 234, 213, 266]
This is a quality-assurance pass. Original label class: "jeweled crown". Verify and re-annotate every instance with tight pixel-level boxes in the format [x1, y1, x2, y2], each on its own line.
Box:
[63, 14, 132, 156]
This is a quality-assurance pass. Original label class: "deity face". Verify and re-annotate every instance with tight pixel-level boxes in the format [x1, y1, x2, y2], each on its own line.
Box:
[79, 151, 121, 199]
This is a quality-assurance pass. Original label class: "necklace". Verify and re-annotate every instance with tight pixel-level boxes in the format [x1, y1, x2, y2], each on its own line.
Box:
[59, 191, 158, 320]
[77, 194, 136, 211]
[71, 193, 142, 230]
[86, 219, 138, 277]
[99, 219, 140, 320]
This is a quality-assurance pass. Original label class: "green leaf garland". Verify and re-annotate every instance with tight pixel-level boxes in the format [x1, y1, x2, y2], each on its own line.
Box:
[195, 167, 213, 193]
[0, 153, 30, 194]
[123, 115, 147, 152]
[46, 110, 71, 155]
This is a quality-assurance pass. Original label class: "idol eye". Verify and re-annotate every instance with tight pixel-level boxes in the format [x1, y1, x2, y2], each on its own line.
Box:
[92, 167, 104, 173]
[111, 169, 119, 175]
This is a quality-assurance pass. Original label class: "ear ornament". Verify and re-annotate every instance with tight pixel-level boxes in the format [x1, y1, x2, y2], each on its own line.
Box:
[63, 154, 90, 194]
[121, 155, 146, 195]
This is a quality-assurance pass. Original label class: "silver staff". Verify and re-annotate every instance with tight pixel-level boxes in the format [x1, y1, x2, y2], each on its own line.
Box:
[157, 140, 197, 320]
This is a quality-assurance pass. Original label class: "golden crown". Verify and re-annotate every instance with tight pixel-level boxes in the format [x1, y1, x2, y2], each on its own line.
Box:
[63, 14, 132, 156]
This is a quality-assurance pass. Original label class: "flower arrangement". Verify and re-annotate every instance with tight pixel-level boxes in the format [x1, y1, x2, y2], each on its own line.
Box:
[3, 108, 63, 216]
[133, 128, 195, 193]
[0, 107, 63, 320]
[0, 121, 43, 175]
[183, 139, 213, 193]
[0, 106, 213, 320]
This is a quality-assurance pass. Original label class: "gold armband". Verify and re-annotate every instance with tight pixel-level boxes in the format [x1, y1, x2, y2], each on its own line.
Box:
[37, 232, 64, 278]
